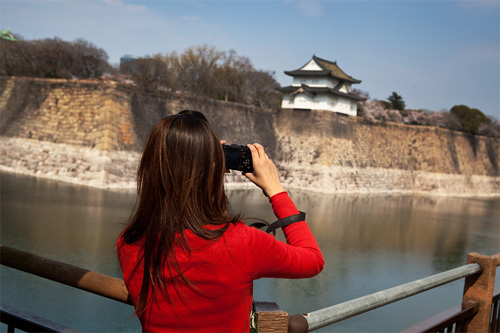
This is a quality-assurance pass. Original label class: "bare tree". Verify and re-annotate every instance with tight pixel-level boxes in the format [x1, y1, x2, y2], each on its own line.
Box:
[245, 70, 281, 108]
[1, 37, 111, 79]
[216, 49, 249, 103]
[0, 39, 36, 76]
[72, 38, 111, 78]
[479, 116, 500, 138]
[177, 45, 223, 97]
[121, 57, 169, 93]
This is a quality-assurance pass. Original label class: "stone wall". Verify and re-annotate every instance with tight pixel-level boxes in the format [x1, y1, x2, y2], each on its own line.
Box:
[271, 109, 499, 196]
[0, 77, 498, 196]
[0, 77, 139, 151]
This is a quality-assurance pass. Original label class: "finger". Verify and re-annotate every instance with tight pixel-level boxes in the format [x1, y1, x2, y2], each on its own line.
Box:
[249, 144, 267, 162]
[247, 143, 260, 161]
[220, 140, 226, 145]
[252, 143, 265, 158]
[243, 170, 257, 183]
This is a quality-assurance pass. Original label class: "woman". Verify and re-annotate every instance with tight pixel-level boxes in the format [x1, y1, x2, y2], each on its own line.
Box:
[117, 110, 324, 332]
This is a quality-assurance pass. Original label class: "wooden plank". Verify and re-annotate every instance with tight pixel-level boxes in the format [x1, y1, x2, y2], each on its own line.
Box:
[255, 302, 288, 333]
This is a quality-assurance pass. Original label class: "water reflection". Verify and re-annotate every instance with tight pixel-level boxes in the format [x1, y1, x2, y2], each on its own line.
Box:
[0, 172, 136, 272]
[1, 173, 499, 332]
[230, 189, 499, 269]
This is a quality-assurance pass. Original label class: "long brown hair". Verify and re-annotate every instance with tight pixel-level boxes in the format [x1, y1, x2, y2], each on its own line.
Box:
[122, 110, 238, 315]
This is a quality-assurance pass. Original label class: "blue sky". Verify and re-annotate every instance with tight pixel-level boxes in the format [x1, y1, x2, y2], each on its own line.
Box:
[1, 0, 499, 118]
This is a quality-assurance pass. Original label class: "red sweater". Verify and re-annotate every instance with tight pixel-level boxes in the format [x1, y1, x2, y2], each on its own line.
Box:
[117, 192, 324, 332]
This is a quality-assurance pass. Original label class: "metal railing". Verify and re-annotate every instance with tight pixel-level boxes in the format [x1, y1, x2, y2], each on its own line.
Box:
[288, 252, 499, 332]
[1, 245, 498, 332]
[403, 301, 480, 332]
[290, 262, 483, 331]
[1, 303, 81, 333]
[491, 290, 500, 332]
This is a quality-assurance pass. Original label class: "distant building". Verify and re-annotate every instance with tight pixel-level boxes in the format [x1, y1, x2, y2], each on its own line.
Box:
[119, 54, 139, 74]
[279, 55, 365, 116]
[120, 54, 138, 65]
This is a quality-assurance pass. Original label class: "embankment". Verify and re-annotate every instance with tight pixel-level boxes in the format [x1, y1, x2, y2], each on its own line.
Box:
[0, 77, 498, 196]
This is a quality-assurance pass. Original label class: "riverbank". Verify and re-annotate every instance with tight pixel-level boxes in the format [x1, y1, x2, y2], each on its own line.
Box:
[1, 136, 498, 197]
[0, 136, 138, 190]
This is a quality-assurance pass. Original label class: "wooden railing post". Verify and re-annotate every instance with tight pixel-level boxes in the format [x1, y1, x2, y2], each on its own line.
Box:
[254, 302, 288, 332]
[462, 252, 498, 332]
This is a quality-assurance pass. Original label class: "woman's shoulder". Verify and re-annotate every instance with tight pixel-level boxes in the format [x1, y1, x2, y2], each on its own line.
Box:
[117, 231, 144, 255]
[226, 220, 262, 233]
[223, 220, 275, 244]
[223, 220, 247, 236]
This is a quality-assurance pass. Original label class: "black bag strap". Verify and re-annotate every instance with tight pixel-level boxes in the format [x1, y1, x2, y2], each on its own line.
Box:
[250, 211, 306, 235]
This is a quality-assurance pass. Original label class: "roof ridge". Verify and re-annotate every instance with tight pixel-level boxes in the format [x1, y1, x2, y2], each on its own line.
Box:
[313, 55, 337, 66]
[312, 55, 360, 83]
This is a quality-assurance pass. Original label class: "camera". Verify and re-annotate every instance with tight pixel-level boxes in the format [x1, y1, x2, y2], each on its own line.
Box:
[223, 144, 253, 173]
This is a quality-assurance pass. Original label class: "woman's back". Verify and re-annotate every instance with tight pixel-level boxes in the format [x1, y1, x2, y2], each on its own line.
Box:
[119, 222, 254, 332]
[118, 192, 323, 332]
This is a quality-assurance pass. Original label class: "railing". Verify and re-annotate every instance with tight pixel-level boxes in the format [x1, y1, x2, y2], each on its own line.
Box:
[0, 245, 131, 332]
[0, 244, 498, 332]
[401, 301, 480, 333]
[0, 303, 80, 333]
[287, 252, 500, 333]
[289, 262, 483, 331]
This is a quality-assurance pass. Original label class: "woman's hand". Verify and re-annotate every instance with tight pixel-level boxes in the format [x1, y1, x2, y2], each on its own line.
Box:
[244, 143, 285, 198]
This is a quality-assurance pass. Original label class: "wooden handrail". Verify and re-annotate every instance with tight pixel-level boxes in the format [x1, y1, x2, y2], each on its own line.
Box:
[0, 245, 132, 305]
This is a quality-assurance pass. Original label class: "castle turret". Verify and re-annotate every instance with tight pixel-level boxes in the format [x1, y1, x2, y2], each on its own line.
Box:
[279, 55, 365, 116]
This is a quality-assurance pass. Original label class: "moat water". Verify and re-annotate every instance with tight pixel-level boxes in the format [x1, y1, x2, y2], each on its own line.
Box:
[1, 172, 499, 332]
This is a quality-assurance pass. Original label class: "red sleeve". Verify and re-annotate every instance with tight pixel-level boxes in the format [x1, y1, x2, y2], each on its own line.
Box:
[246, 192, 324, 279]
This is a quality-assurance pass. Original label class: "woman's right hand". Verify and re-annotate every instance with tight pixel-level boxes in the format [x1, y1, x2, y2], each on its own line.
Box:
[244, 143, 285, 198]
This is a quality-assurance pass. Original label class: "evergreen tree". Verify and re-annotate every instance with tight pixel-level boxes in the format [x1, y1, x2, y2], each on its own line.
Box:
[387, 92, 406, 111]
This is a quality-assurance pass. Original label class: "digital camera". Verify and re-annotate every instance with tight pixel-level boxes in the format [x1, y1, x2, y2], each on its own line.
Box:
[223, 144, 253, 173]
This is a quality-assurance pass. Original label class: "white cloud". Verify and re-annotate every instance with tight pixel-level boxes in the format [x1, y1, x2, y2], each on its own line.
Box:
[459, 0, 500, 11]
[285, 0, 323, 17]
[102, 0, 148, 11]
[298, 1, 323, 16]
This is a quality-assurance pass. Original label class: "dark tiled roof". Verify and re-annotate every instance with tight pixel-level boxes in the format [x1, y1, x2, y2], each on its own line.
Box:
[278, 84, 366, 101]
[313, 55, 361, 83]
[284, 56, 361, 84]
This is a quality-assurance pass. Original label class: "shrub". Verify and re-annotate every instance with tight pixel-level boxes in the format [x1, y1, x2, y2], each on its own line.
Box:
[450, 104, 489, 134]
